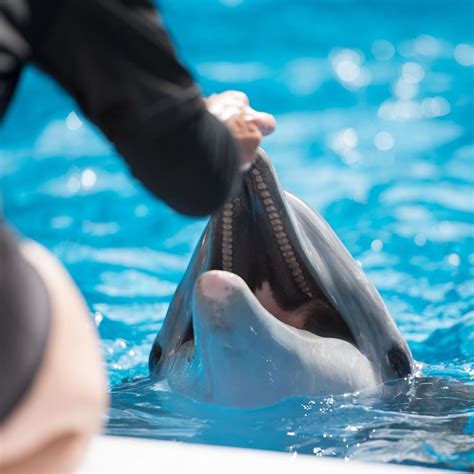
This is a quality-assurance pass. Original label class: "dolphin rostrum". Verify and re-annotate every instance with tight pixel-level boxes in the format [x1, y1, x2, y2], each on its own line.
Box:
[149, 150, 413, 408]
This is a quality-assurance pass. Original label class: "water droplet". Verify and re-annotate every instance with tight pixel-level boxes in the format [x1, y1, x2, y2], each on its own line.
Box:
[66, 111, 83, 130]
[421, 97, 451, 117]
[415, 234, 427, 246]
[447, 253, 460, 267]
[67, 175, 81, 193]
[343, 128, 358, 148]
[94, 312, 103, 326]
[313, 447, 323, 456]
[393, 78, 419, 100]
[402, 62, 425, 83]
[336, 60, 360, 82]
[81, 169, 96, 188]
[371, 239, 384, 252]
[115, 339, 127, 349]
[374, 131, 395, 151]
[414, 34, 441, 57]
[135, 204, 149, 217]
[372, 39, 395, 61]
[454, 43, 474, 66]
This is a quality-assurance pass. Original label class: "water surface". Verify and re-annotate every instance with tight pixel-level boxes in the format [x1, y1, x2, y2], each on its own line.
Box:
[0, 0, 473, 470]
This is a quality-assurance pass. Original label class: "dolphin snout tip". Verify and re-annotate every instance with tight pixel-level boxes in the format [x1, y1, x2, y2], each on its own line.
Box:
[196, 270, 242, 302]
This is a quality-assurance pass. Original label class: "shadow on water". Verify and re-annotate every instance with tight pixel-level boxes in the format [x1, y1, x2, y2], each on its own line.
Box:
[106, 376, 474, 471]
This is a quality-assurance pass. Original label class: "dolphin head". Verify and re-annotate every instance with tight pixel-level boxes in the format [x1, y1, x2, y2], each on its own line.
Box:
[150, 151, 413, 407]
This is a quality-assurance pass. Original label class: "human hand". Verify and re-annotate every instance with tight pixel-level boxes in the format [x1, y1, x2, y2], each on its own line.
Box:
[205, 91, 276, 168]
[224, 114, 262, 169]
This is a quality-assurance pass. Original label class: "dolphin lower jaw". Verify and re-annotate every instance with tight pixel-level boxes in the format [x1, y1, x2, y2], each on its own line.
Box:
[187, 270, 381, 406]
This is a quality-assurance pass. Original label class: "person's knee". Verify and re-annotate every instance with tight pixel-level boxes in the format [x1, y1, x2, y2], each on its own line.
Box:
[0, 241, 108, 473]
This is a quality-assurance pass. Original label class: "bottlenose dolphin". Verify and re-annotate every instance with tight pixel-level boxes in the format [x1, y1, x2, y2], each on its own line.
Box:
[149, 150, 413, 408]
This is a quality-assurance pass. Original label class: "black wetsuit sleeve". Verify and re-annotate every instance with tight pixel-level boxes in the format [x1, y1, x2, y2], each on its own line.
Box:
[0, 2, 31, 117]
[0, 226, 50, 423]
[5, 0, 242, 216]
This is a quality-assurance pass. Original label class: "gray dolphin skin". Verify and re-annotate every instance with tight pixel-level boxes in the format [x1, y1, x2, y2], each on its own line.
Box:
[149, 150, 413, 408]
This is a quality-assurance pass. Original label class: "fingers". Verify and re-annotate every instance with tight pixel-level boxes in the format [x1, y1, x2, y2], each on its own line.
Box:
[243, 110, 276, 136]
[205, 91, 249, 121]
[205, 91, 275, 135]
[225, 115, 262, 168]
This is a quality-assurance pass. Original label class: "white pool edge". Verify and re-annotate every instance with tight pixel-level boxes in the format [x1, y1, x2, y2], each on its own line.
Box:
[79, 435, 446, 473]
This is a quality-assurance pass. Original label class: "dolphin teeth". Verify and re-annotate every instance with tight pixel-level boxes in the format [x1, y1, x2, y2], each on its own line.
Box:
[250, 167, 313, 301]
[221, 201, 235, 272]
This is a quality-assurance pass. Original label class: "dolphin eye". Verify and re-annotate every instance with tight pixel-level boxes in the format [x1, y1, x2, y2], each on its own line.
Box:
[388, 346, 411, 378]
[149, 343, 162, 371]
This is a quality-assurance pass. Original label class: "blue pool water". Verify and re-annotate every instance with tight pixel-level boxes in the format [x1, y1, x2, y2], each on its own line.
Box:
[1, 0, 473, 470]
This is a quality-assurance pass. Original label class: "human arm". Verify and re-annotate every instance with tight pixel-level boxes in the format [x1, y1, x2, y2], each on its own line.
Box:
[1, 0, 267, 216]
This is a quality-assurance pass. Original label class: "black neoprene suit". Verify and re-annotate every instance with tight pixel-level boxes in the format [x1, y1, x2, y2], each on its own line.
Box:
[0, 0, 241, 421]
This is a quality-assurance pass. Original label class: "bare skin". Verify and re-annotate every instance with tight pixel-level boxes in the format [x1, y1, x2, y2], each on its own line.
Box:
[0, 242, 107, 474]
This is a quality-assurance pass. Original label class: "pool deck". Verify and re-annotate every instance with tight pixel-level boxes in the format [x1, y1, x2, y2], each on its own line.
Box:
[79, 435, 444, 473]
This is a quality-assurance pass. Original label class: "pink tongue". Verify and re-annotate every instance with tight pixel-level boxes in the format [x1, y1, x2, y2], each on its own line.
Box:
[254, 281, 310, 330]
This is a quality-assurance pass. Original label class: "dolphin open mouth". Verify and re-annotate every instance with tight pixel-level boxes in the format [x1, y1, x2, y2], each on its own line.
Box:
[186, 152, 356, 346]
[150, 150, 413, 398]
